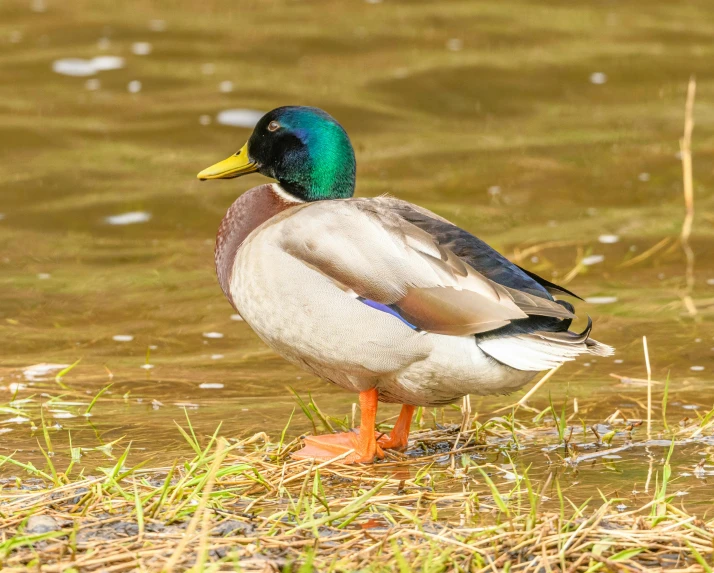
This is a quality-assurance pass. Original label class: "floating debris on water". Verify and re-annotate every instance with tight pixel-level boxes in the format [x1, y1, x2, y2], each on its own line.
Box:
[105, 211, 151, 225]
[131, 41, 152, 55]
[216, 109, 264, 128]
[590, 72, 607, 84]
[585, 296, 618, 304]
[582, 254, 605, 266]
[199, 383, 224, 389]
[598, 234, 619, 244]
[127, 80, 142, 93]
[203, 332, 224, 339]
[112, 334, 134, 342]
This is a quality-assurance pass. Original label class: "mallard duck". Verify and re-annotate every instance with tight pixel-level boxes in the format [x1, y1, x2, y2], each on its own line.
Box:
[198, 106, 613, 464]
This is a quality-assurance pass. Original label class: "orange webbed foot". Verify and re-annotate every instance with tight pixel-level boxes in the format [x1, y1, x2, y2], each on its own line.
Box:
[292, 430, 384, 464]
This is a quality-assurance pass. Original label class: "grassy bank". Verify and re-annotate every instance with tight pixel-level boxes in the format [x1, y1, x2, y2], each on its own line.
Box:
[2, 394, 713, 573]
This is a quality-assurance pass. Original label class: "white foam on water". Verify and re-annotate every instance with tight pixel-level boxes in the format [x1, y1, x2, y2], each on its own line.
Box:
[37, 273, 51, 280]
[199, 115, 212, 126]
[128, 80, 142, 93]
[203, 332, 224, 339]
[140, 364, 154, 370]
[131, 42, 152, 55]
[585, 296, 618, 304]
[112, 335, 134, 342]
[598, 234, 619, 244]
[582, 254, 605, 266]
[590, 72, 607, 84]
[91, 56, 124, 71]
[50, 411, 76, 419]
[105, 211, 151, 225]
[211, 354, 224, 360]
[23, 363, 68, 381]
[216, 109, 264, 128]
[3, 416, 30, 424]
[219, 80, 234, 93]
[638, 172, 650, 182]
[690, 366, 705, 372]
[199, 383, 224, 389]
[85, 78, 101, 91]
[52, 58, 96, 77]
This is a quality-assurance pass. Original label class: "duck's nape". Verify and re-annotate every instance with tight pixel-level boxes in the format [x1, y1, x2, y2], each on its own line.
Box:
[197, 106, 356, 202]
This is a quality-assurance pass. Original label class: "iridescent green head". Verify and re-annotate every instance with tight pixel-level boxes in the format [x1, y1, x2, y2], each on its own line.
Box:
[198, 106, 356, 201]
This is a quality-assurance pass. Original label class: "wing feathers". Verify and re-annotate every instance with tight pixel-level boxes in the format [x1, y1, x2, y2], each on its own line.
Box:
[278, 200, 581, 337]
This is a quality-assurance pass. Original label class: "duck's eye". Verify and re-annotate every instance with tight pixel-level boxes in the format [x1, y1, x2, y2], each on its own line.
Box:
[267, 121, 280, 132]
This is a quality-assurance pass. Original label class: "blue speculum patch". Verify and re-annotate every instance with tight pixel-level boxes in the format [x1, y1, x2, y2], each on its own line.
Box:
[358, 298, 417, 330]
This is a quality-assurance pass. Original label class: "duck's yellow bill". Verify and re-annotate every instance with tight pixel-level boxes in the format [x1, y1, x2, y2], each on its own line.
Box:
[197, 143, 258, 180]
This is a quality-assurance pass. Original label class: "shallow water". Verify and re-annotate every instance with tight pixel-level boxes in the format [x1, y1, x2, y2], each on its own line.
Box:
[1, 0, 713, 504]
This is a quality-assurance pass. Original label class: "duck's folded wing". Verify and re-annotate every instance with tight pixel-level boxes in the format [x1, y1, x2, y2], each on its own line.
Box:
[278, 201, 574, 336]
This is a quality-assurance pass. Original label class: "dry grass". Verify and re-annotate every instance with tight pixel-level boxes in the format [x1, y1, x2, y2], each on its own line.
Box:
[1, 393, 713, 573]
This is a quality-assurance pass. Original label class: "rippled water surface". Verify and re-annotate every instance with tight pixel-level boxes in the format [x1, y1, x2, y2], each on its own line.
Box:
[1, 0, 713, 503]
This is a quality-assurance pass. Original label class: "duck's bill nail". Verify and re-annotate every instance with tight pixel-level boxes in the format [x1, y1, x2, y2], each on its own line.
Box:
[197, 143, 258, 180]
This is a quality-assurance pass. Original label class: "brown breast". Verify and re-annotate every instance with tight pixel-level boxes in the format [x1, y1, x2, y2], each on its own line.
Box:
[215, 184, 299, 308]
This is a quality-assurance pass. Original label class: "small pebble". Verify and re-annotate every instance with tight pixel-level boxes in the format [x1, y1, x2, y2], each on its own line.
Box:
[25, 515, 60, 534]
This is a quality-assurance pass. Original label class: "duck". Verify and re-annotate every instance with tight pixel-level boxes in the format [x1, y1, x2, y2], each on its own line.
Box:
[197, 106, 613, 464]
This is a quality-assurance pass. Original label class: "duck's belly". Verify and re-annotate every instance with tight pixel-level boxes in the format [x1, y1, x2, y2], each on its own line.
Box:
[230, 239, 433, 393]
[380, 334, 538, 406]
[231, 238, 537, 405]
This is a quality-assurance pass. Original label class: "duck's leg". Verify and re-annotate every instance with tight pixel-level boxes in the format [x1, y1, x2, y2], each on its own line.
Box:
[378, 404, 415, 451]
[292, 388, 384, 464]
